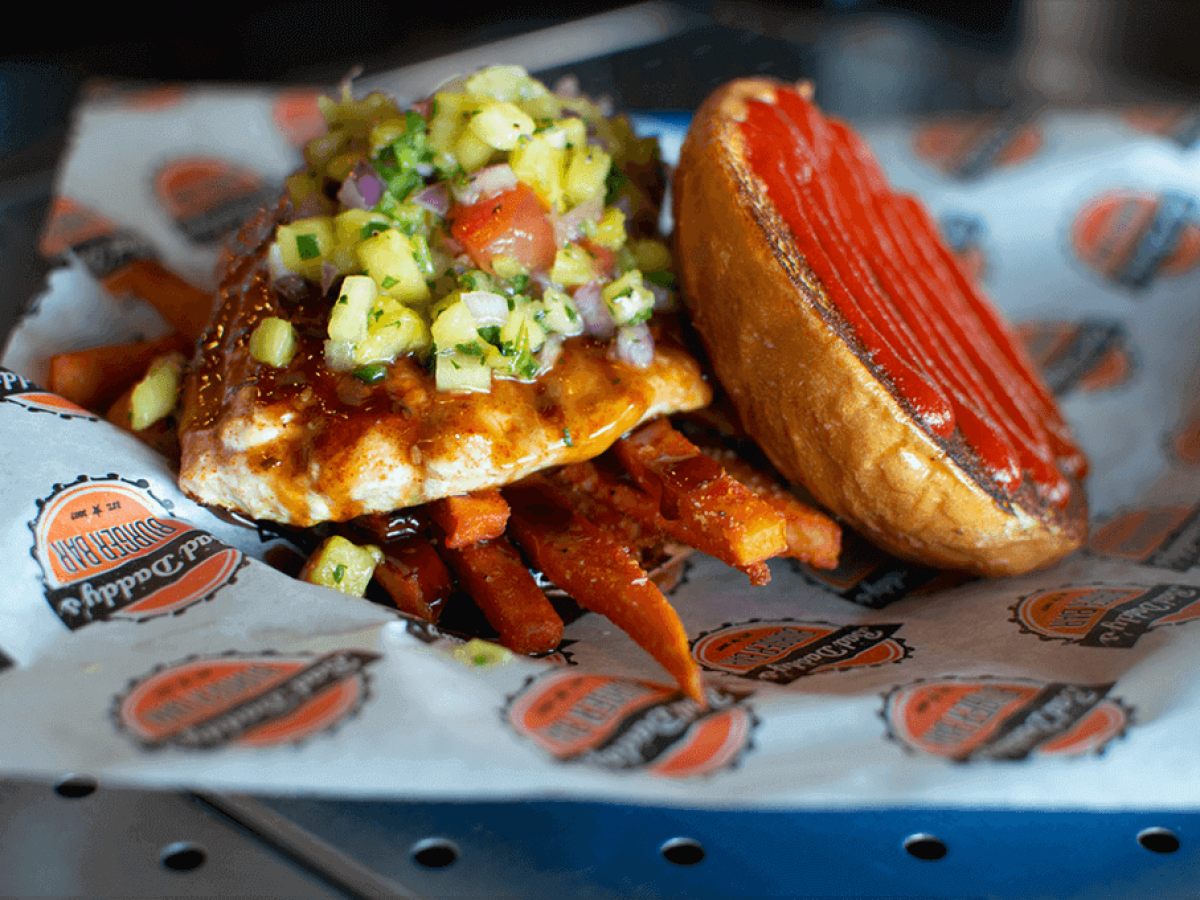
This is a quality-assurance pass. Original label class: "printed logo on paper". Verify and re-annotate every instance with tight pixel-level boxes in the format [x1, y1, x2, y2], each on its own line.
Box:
[0, 369, 96, 420]
[912, 112, 1043, 180]
[154, 156, 276, 244]
[272, 88, 328, 147]
[884, 675, 1129, 761]
[1070, 189, 1200, 291]
[1125, 105, 1200, 148]
[794, 529, 963, 609]
[692, 620, 909, 683]
[1089, 504, 1200, 571]
[506, 671, 754, 778]
[114, 649, 380, 749]
[1015, 318, 1135, 395]
[940, 212, 989, 283]
[1011, 583, 1200, 647]
[30, 475, 245, 629]
[39, 196, 156, 278]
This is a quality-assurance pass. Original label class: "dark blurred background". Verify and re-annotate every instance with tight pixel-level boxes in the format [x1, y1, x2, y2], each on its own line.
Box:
[2, 0, 1197, 340]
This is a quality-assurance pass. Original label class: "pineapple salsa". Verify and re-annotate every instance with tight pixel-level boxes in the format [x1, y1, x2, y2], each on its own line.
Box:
[252, 65, 676, 392]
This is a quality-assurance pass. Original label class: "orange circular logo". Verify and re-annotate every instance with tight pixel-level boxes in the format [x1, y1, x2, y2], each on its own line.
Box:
[692, 619, 908, 682]
[507, 670, 753, 778]
[1089, 505, 1200, 571]
[115, 649, 379, 749]
[1070, 189, 1200, 290]
[913, 114, 1043, 179]
[1014, 318, 1135, 395]
[885, 676, 1128, 761]
[1012, 583, 1200, 647]
[272, 88, 328, 147]
[154, 156, 275, 244]
[32, 476, 244, 629]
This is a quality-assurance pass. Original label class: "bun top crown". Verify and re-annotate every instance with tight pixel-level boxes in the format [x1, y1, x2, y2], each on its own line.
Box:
[672, 78, 1087, 575]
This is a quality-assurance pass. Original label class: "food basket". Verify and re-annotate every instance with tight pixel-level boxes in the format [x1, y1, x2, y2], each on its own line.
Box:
[2, 6, 1199, 897]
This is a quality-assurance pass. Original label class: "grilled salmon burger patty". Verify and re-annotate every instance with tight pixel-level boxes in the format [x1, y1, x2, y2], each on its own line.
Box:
[178, 67, 710, 527]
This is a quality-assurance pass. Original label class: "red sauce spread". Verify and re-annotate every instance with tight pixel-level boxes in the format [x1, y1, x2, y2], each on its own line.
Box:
[739, 86, 1086, 507]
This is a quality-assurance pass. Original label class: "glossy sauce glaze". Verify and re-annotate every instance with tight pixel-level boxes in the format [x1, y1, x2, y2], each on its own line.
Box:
[738, 85, 1086, 508]
[179, 217, 710, 526]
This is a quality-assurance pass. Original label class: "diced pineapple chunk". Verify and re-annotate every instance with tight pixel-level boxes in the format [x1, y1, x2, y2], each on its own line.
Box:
[601, 270, 656, 325]
[436, 348, 492, 392]
[129, 352, 185, 431]
[299, 535, 383, 597]
[249, 317, 298, 367]
[509, 132, 567, 210]
[454, 128, 496, 173]
[590, 206, 627, 250]
[549, 243, 598, 287]
[464, 65, 533, 102]
[430, 297, 479, 350]
[276, 217, 336, 280]
[357, 230, 430, 302]
[564, 146, 611, 206]
[469, 101, 535, 151]
[355, 298, 431, 363]
[328, 275, 377, 343]
[542, 288, 583, 336]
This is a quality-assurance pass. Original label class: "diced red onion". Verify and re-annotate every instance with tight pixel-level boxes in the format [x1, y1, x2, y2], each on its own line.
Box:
[553, 195, 603, 245]
[572, 281, 615, 340]
[611, 322, 655, 368]
[452, 163, 517, 206]
[337, 161, 384, 210]
[413, 183, 450, 216]
[461, 290, 510, 327]
[411, 98, 434, 118]
[321, 262, 339, 295]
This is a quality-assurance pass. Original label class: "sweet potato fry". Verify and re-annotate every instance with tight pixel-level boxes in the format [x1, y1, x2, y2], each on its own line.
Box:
[372, 535, 454, 623]
[700, 444, 842, 570]
[48, 332, 190, 411]
[440, 535, 563, 655]
[103, 260, 213, 342]
[504, 475, 705, 705]
[427, 490, 510, 549]
[614, 419, 787, 580]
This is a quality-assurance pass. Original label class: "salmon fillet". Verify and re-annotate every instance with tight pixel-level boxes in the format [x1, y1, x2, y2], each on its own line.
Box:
[177, 215, 710, 527]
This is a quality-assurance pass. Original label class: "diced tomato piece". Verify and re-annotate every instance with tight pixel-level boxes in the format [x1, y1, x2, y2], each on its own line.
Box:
[450, 183, 557, 274]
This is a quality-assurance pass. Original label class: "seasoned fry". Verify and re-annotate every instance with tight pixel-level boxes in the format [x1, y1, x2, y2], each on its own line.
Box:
[48, 332, 190, 411]
[427, 490, 511, 549]
[372, 535, 454, 623]
[103, 260, 213, 342]
[504, 475, 705, 705]
[614, 418, 787, 581]
[698, 443, 842, 570]
[440, 536, 563, 655]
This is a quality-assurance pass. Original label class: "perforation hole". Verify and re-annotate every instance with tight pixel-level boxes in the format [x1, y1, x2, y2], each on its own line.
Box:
[1138, 827, 1180, 854]
[660, 837, 706, 866]
[903, 833, 948, 861]
[160, 842, 206, 872]
[411, 838, 459, 869]
[53, 774, 98, 799]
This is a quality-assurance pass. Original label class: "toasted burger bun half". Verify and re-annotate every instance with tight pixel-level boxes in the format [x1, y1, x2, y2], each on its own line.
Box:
[673, 78, 1087, 576]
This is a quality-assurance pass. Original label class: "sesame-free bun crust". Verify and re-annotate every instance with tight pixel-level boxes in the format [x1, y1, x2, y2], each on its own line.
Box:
[673, 78, 1086, 576]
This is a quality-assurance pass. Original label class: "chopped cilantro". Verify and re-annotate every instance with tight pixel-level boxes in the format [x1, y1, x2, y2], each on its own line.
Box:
[353, 364, 387, 383]
[381, 275, 400, 290]
[332, 564, 346, 584]
[296, 233, 321, 260]
[477, 325, 501, 344]
[360, 222, 388, 240]
[563, 426, 573, 447]
[456, 342, 484, 356]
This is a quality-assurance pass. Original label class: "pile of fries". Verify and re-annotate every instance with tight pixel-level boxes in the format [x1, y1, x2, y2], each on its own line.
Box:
[44, 259, 842, 703]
